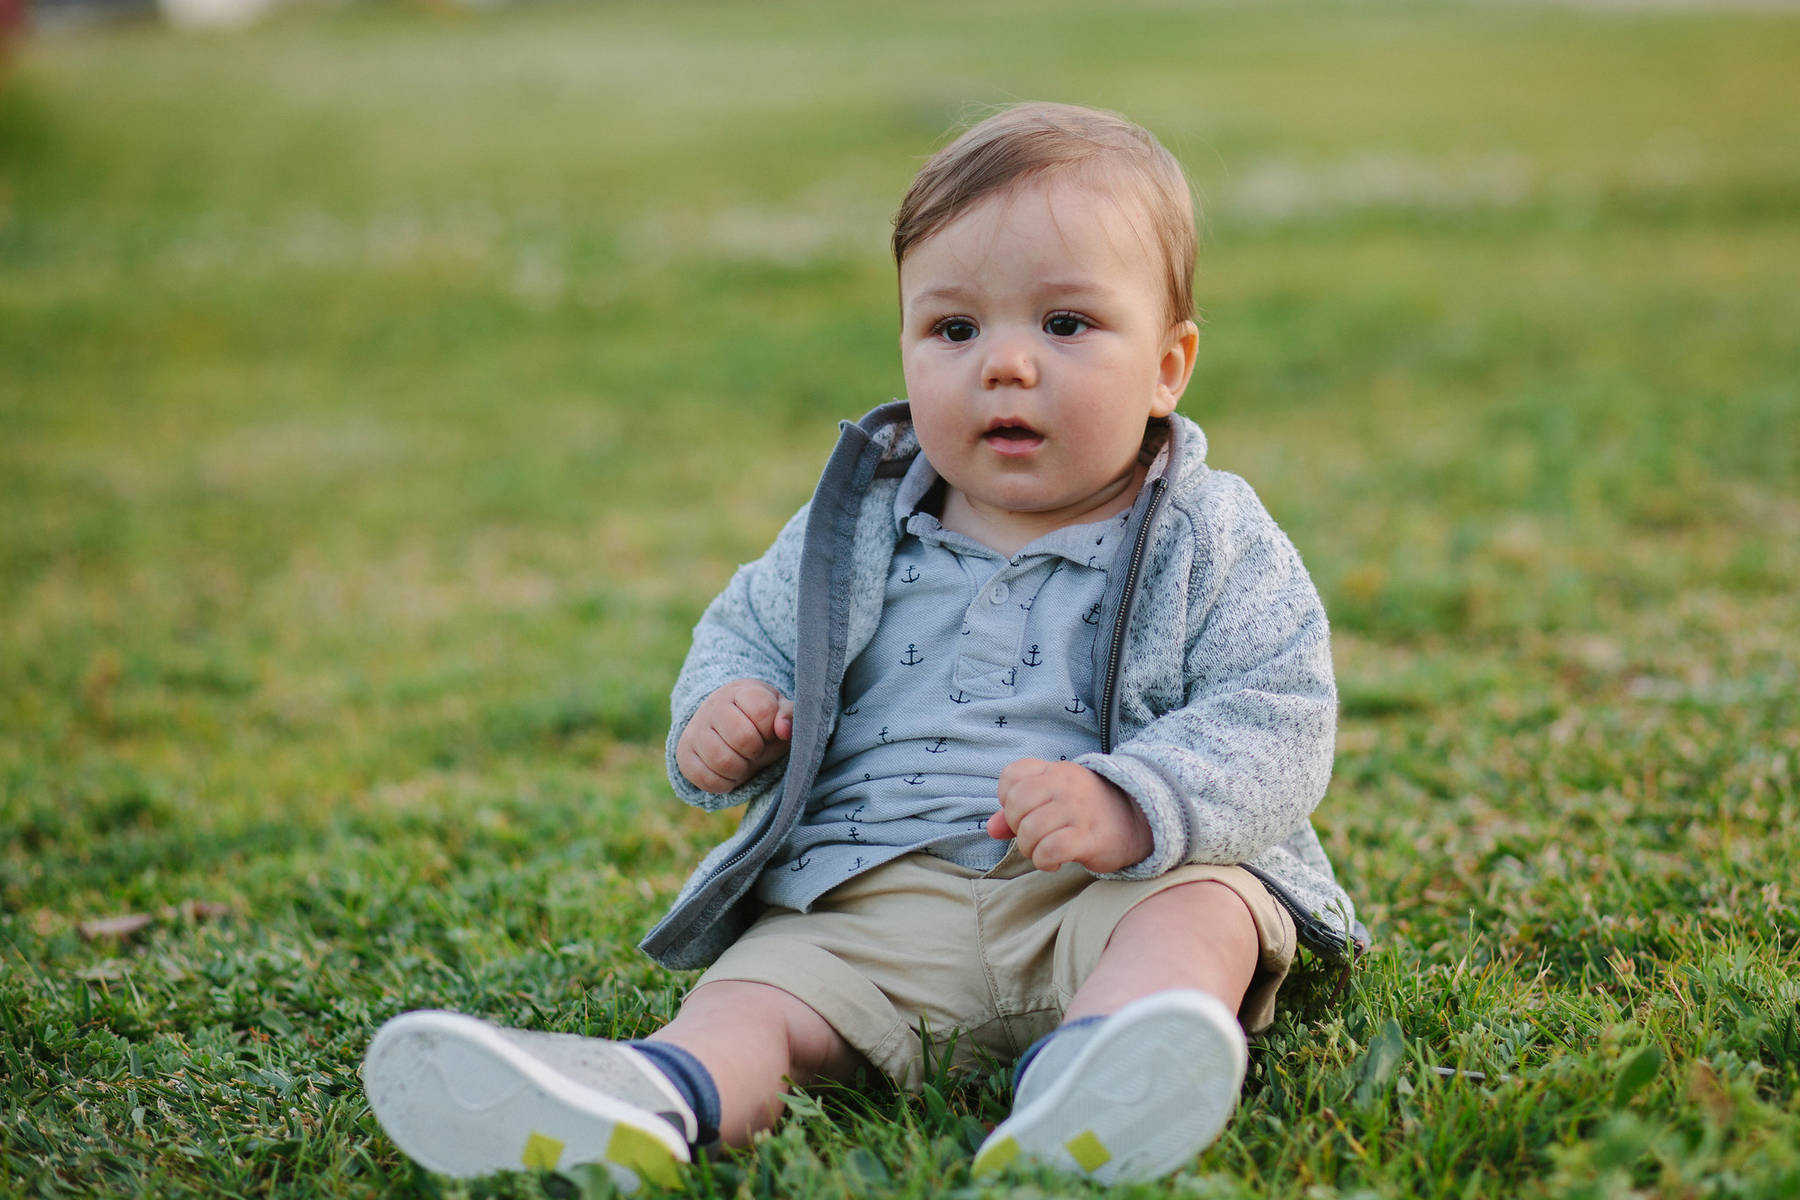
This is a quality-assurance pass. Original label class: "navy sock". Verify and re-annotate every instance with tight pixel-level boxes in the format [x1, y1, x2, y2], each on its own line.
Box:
[629, 1040, 722, 1147]
[1012, 1014, 1107, 1092]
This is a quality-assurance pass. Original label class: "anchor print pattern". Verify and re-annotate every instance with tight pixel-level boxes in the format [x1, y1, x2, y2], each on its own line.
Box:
[766, 525, 1127, 906]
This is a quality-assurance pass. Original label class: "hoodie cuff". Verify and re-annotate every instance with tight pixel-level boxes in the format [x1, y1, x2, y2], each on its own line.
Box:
[1076, 753, 1191, 880]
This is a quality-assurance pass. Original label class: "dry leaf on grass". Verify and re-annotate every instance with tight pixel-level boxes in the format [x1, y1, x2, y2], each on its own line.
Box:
[77, 913, 154, 941]
[76, 901, 233, 941]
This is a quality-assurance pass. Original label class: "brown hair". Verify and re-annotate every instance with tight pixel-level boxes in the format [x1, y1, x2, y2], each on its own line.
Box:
[892, 102, 1197, 328]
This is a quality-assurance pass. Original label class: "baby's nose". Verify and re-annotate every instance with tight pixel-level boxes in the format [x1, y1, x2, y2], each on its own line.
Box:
[981, 336, 1038, 388]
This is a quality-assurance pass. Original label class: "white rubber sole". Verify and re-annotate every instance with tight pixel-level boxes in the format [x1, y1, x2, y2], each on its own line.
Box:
[362, 1010, 688, 1190]
[972, 990, 1247, 1184]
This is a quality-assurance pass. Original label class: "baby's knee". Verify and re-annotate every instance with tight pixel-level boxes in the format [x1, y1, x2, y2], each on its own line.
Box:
[1122, 879, 1259, 951]
[680, 980, 861, 1080]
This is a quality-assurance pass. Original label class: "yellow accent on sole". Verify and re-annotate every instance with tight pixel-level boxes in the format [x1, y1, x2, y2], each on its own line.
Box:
[520, 1131, 565, 1171]
[1065, 1129, 1112, 1173]
[605, 1123, 680, 1188]
[972, 1134, 1020, 1176]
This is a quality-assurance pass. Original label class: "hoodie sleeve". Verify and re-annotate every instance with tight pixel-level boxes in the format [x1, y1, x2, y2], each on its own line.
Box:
[664, 503, 811, 812]
[1077, 472, 1336, 878]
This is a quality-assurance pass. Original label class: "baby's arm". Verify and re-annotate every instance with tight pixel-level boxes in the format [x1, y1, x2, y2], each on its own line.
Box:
[665, 502, 810, 811]
[675, 680, 795, 795]
[987, 759, 1153, 873]
[1075, 473, 1336, 879]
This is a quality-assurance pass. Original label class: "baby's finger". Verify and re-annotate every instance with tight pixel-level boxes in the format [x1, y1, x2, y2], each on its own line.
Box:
[1028, 827, 1082, 873]
[986, 809, 1015, 840]
[715, 701, 776, 761]
[773, 696, 795, 742]
[997, 763, 1056, 816]
[997, 757, 1053, 792]
[731, 682, 786, 734]
[694, 727, 756, 781]
[1008, 800, 1070, 862]
[679, 740, 740, 794]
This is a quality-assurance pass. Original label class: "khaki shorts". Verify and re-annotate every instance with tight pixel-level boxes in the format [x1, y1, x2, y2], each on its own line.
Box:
[694, 849, 1297, 1088]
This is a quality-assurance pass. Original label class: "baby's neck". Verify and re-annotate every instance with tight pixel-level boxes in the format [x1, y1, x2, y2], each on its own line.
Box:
[938, 466, 1146, 558]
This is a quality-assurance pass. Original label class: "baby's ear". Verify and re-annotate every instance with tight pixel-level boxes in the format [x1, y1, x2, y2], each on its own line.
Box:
[1153, 320, 1200, 416]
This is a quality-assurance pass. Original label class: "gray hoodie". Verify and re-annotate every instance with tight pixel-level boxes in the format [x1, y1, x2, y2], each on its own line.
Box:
[641, 403, 1365, 971]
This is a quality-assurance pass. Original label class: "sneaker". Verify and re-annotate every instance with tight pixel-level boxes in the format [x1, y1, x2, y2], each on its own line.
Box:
[363, 1010, 692, 1191]
[971, 989, 1247, 1184]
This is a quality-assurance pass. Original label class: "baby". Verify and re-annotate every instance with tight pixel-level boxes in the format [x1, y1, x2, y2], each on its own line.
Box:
[364, 101, 1363, 1191]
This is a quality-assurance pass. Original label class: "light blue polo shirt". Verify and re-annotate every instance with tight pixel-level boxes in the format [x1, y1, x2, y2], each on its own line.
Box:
[755, 455, 1137, 912]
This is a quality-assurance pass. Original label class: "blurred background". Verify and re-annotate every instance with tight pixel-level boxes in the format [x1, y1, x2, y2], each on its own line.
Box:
[2, 0, 1796, 1193]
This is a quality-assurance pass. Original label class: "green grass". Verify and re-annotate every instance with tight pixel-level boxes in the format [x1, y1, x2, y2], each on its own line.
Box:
[3, 1, 1797, 1196]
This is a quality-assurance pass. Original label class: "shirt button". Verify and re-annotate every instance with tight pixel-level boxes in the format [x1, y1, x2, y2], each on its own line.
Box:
[988, 582, 1010, 604]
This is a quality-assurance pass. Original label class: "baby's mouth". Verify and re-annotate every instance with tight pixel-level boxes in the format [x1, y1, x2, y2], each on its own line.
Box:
[984, 423, 1042, 443]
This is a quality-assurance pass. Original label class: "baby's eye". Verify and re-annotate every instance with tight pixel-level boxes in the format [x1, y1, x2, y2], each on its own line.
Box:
[933, 317, 978, 343]
[1044, 312, 1090, 337]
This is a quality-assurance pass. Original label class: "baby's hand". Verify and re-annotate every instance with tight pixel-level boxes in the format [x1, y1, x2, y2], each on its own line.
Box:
[987, 759, 1154, 873]
[676, 679, 795, 795]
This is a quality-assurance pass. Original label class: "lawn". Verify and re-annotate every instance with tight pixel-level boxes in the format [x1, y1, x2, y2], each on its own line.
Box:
[2, 1, 1797, 1196]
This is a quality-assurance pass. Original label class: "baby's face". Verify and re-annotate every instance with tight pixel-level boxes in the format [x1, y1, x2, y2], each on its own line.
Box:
[898, 177, 1196, 542]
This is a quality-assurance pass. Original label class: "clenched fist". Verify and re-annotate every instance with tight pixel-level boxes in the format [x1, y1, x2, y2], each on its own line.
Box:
[675, 679, 795, 795]
[985, 758, 1153, 873]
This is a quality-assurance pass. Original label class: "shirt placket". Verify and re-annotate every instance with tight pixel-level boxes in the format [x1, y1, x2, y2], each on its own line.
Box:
[952, 555, 1051, 699]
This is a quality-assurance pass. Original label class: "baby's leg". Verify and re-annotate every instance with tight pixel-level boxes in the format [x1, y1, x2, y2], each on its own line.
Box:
[361, 985, 860, 1188]
[1065, 879, 1260, 1018]
[973, 878, 1279, 1184]
[651, 979, 865, 1145]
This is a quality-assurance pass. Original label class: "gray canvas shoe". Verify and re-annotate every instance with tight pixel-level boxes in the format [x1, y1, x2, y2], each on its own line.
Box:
[363, 1010, 692, 1191]
[972, 990, 1247, 1184]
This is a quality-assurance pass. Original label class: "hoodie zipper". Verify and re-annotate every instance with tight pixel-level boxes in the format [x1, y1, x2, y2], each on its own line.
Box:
[1092, 476, 1357, 962]
[1099, 477, 1167, 755]
[1242, 863, 1363, 958]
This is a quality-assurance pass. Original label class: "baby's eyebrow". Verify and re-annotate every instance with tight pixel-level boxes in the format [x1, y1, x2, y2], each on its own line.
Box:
[905, 285, 970, 307]
[1036, 280, 1115, 299]
[905, 280, 1115, 310]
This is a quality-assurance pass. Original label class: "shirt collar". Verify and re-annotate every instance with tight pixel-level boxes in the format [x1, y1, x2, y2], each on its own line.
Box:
[893, 452, 943, 533]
